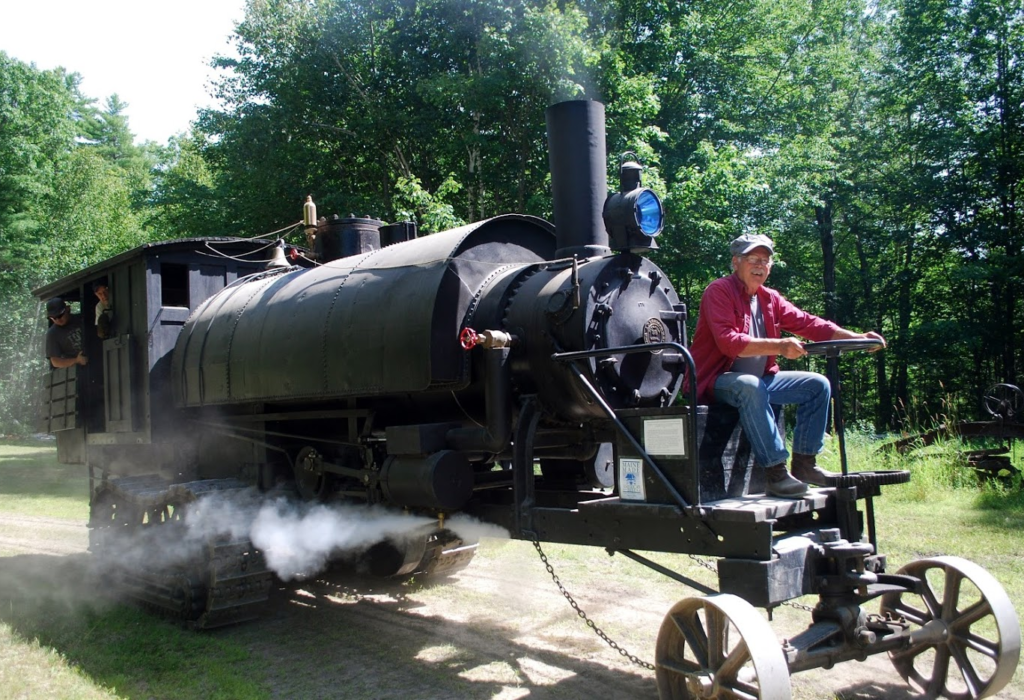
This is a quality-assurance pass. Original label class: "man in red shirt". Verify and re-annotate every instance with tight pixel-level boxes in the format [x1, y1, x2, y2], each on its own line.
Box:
[690, 234, 885, 498]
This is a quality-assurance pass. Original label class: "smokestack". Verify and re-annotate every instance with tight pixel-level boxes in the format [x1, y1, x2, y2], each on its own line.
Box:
[546, 100, 611, 259]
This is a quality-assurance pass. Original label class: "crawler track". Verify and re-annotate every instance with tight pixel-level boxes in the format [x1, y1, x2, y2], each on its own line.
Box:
[88, 475, 479, 628]
[88, 475, 274, 629]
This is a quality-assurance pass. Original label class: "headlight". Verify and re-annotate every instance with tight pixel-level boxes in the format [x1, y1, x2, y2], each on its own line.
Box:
[635, 189, 664, 236]
[603, 158, 665, 252]
[604, 185, 664, 251]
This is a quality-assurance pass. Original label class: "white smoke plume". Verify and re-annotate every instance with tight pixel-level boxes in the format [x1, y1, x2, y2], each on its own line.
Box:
[445, 513, 510, 543]
[94, 489, 512, 583]
[182, 493, 439, 580]
[247, 500, 436, 580]
[180, 493, 507, 581]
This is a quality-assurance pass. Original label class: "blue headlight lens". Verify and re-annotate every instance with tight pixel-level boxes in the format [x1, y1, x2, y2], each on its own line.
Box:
[635, 189, 664, 236]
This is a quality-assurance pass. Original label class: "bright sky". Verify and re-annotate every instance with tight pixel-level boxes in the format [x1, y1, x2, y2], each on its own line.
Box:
[0, 0, 248, 144]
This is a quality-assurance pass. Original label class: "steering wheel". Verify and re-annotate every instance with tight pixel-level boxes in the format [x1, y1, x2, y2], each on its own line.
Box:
[802, 338, 885, 356]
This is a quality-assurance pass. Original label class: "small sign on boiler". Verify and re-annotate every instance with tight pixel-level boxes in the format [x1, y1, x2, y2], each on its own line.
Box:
[643, 418, 686, 456]
[618, 458, 646, 501]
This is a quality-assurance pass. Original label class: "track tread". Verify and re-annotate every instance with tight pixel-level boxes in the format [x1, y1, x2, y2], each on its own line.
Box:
[91, 476, 272, 629]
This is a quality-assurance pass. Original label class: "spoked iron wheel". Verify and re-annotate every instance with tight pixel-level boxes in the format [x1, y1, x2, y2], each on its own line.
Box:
[982, 383, 1024, 421]
[880, 556, 1021, 699]
[655, 593, 791, 699]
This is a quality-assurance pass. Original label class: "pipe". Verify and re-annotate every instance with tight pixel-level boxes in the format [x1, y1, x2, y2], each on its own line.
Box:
[546, 100, 611, 259]
[445, 347, 512, 453]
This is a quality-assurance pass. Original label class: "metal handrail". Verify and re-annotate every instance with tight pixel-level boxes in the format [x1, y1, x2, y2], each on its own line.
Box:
[551, 342, 703, 516]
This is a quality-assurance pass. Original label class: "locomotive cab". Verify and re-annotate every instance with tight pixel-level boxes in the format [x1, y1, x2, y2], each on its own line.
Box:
[34, 238, 294, 474]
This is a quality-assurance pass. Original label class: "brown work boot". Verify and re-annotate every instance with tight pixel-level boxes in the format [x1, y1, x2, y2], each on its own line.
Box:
[765, 464, 808, 498]
[790, 453, 840, 487]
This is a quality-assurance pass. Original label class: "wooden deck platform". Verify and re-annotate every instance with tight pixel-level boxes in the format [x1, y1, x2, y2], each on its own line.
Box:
[576, 487, 832, 523]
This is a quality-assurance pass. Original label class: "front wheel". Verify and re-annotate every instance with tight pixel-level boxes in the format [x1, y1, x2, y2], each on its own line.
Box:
[880, 556, 1021, 699]
[655, 593, 791, 699]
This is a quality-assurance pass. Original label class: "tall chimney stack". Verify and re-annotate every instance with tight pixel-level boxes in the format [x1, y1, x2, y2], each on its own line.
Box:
[545, 100, 611, 259]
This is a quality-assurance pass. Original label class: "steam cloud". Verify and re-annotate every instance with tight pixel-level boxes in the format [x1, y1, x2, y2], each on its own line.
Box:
[177, 492, 509, 581]
[445, 513, 512, 543]
[0, 492, 512, 632]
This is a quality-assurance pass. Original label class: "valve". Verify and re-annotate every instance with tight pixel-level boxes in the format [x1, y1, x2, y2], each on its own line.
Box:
[459, 327, 479, 350]
[459, 327, 514, 350]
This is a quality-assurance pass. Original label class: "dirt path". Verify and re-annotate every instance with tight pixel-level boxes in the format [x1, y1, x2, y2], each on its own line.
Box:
[236, 552, 952, 700]
[0, 513, 89, 556]
[0, 514, 1020, 699]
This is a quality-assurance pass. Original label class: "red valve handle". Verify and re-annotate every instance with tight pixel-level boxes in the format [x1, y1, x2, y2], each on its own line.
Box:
[459, 327, 479, 350]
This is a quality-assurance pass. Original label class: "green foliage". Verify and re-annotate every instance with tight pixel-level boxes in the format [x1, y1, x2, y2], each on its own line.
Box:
[0, 53, 78, 291]
[0, 54, 160, 434]
[655, 142, 768, 301]
[183, 0, 605, 237]
[78, 95, 139, 166]
[148, 132, 225, 239]
[392, 175, 465, 233]
[820, 423, 1024, 509]
[5, 0, 1024, 434]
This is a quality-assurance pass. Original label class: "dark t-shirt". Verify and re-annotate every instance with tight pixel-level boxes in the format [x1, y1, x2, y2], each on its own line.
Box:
[730, 295, 768, 376]
[45, 314, 83, 360]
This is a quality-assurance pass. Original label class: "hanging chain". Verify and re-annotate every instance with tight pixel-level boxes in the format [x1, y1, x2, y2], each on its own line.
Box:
[688, 553, 718, 573]
[783, 598, 816, 612]
[530, 535, 655, 671]
[530, 536, 816, 669]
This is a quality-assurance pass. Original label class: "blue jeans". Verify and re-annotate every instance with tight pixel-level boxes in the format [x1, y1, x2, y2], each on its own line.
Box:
[713, 371, 831, 469]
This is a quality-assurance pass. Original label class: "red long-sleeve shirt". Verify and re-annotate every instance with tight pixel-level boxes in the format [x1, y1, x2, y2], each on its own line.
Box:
[689, 274, 839, 404]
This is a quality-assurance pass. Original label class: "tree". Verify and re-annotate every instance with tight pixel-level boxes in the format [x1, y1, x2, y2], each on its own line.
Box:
[0, 53, 157, 434]
[148, 131, 226, 239]
[140, 0, 1024, 432]
[876, 0, 1024, 421]
[0, 52, 78, 291]
[177, 0, 607, 240]
[79, 94, 136, 162]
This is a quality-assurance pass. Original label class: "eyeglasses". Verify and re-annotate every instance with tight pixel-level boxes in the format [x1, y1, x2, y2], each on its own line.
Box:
[739, 254, 773, 266]
[50, 307, 68, 321]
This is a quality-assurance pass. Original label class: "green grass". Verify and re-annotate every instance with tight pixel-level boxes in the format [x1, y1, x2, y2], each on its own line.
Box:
[0, 439, 269, 700]
[0, 440, 90, 520]
[0, 623, 116, 700]
[0, 608, 267, 700]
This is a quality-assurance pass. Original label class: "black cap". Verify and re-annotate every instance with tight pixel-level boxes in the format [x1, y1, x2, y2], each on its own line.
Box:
[46, 297, 67, 318]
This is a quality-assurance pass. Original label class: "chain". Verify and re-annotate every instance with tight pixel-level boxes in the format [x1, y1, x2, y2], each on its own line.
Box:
[688, 553, 718, 573]
[783, 599, 816, 612]
[530, 536, 655, 671]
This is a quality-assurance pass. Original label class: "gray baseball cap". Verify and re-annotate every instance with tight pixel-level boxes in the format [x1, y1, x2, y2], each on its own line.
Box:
[730, 233, 775, 256]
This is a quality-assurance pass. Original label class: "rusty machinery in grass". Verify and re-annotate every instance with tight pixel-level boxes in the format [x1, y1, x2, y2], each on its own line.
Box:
[887, 383, 1024, 483]
[36, 100, 1019, 699]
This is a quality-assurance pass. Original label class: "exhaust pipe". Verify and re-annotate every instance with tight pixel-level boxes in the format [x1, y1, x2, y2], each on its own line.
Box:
[545, 100, 611, 259]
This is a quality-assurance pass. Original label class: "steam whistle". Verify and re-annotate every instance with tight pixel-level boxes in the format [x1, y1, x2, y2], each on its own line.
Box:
[303, 196, 317, 249]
